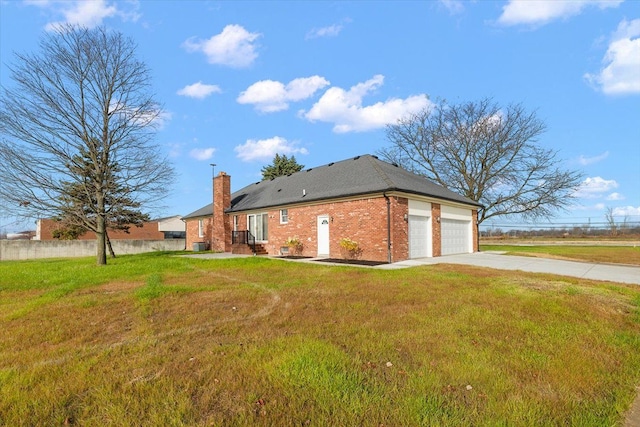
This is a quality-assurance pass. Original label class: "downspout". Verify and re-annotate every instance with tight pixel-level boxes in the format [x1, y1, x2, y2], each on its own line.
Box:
[181, 218, 187, 250]
[383, 193, 392, 264]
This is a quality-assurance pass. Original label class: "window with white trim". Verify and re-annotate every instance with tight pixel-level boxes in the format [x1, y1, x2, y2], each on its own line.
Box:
[198, 219, 204, 238]
[280, 209, 288, 224]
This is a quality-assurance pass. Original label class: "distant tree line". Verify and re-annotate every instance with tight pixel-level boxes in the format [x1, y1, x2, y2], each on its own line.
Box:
[482, 219, 640, 238]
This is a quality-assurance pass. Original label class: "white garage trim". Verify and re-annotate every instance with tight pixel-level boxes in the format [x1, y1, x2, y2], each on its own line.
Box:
[409, 199, 431, 216]
[441, 204, 472, 221]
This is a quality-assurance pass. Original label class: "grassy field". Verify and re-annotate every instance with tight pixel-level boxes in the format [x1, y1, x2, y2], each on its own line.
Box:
[1, 253, 640, 426]
[481, 244, 640, 266]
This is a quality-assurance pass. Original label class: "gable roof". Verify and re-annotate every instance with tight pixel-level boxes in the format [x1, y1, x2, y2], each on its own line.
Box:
[182, 203, 212, 220]
[227, 154, 481, 213]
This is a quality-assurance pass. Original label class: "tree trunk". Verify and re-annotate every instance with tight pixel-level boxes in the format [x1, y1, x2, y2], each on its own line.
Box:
[96, 215, 107, 265]
[106, 232, 116, 258]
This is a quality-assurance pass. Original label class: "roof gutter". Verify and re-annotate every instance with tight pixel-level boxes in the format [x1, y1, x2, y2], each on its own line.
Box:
[383, 193, 392, 264]
[225, 189, 481, 214]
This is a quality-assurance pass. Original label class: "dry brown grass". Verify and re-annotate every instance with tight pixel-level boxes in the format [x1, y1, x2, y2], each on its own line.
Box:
[481, 244, 640, 265]
[1, 254, 639, 426]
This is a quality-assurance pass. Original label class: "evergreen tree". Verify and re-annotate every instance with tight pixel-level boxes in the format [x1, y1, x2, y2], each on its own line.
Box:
[53, 147, 151, 257]
[261, 154, 304, 180]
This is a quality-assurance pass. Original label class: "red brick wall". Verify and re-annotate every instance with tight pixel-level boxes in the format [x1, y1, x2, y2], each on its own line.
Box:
[228, 195, 409, 263]
[390, 196, 409, 262]
[431, 203, 442, 257]
[38, 218, 163, 240]
[185, 217, 212, 250]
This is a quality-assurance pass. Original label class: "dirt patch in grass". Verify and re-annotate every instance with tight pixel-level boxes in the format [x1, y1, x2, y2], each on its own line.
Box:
[314, 258, 389, 266]
[92, 280, 142, 293]
[276, 256, 314, 260]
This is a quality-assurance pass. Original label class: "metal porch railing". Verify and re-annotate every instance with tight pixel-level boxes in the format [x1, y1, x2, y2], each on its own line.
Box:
[231, 230, 256, 254]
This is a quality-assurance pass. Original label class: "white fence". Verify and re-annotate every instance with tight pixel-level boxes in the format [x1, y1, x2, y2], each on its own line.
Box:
[0, 239, 186, 261]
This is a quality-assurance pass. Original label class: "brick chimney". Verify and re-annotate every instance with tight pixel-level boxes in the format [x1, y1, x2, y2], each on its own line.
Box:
[212, 171, 231, 252]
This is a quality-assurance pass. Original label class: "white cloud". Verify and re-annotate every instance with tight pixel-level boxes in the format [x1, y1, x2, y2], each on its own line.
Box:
[109, 101, 171, 130]
[28, 0, 140, 31]
[189, 147, 216, 161]
[575, 176, 619, 198]
[166, 142, 185, 158]
[234, 136, 308, 162]
[237, 76, 330, 113]
[497, 0, 623, 27]
[152, 110, 172, 130]
[306, 24, 344, 39]
[584, 19, 640, 95]
[306, 18, 351, 39]
[182, 24, 261, 68]
[177, 82, 222, 99]
[439, 0, 465, 15]
[612, 206, 640, 216]
[301, 75, 431, 133]
[606, 192, 625, 201]
[578, 150, 609, 166]
[571, 202, 607, 211]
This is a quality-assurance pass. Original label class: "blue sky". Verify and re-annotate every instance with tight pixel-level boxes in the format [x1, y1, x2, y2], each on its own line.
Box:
[1, 0, 639, 232]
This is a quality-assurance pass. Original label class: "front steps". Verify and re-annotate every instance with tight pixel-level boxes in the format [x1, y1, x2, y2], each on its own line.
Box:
[231, 243, 268, 256]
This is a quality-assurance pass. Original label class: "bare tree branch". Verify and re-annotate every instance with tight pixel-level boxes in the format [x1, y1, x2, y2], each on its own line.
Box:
[379, 98, 583, 225]
[0, 25, 174, 265]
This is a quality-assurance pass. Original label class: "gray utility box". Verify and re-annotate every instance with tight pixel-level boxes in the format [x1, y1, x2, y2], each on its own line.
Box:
[192, 242, 207, 251]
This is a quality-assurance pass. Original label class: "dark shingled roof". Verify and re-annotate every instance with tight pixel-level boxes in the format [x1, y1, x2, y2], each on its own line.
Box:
[183, 155, 481, 219]
[226, 154, 481, 213]
[182, 203, 212, 220]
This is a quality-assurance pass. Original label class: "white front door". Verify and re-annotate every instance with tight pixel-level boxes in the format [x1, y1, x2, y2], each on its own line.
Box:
[317, 215, 330, 256]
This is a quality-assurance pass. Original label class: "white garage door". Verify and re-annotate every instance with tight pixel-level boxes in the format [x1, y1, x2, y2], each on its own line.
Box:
[409, 215, 429, 259]
[441, 218, 470, 255]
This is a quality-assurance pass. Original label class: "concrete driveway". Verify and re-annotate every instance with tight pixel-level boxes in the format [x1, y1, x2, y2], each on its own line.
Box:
[183, 251, 639, 285]
[380, 251, 640, 285]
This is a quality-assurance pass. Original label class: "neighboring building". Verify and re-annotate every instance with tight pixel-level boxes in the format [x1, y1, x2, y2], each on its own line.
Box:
[36, 215, 185, 241]
[183, 154, 482, 263]
[157, 215, 187, 239]
[6, 231, 36, 240]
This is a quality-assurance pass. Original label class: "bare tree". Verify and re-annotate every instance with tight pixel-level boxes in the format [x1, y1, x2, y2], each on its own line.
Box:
[605, 207, 618, 236]
[379, 98, 583, 226]
[0, 25, 174, 265]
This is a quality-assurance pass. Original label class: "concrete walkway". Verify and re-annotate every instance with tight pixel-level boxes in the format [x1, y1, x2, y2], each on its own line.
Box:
[379, 251, 640, 285]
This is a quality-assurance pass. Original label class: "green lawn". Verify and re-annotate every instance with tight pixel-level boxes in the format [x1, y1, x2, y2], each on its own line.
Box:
[1, 253, 639, 426]
[481, 244, 640, 266]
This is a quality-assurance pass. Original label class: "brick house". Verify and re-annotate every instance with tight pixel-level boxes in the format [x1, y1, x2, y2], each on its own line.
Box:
[183, 154, 482, 263]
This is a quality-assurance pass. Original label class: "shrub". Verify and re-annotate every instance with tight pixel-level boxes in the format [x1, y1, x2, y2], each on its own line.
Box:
[339, 237, 362, 259]
[285, 236, 303, 255]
